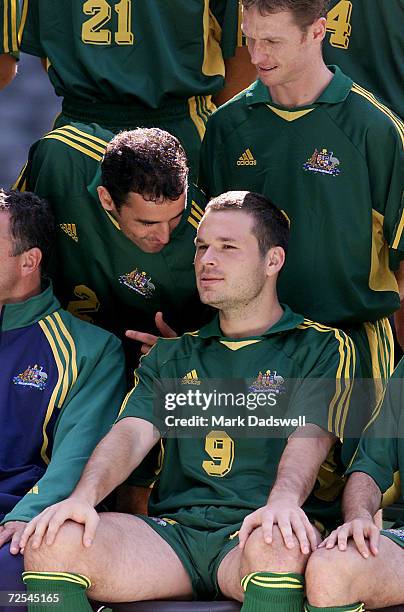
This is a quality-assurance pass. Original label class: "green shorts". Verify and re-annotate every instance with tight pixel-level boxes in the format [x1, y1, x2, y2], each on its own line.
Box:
[54, 95, 216, 183]
[380, 526, 404, 549]
[137, 506, 249, 599]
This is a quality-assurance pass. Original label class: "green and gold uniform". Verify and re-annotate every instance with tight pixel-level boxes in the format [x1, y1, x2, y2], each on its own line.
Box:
[19, 0, 242, 181]
[118, 307, 356, 597]
[346, 356, 404, 547]
[324, 0, 404, 118]
[0, 0, 19, 55]
[16, 123, 209, 370]
[199, 66, 404, 382]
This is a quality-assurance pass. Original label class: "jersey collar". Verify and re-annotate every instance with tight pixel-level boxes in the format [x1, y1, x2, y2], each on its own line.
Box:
[87, 167, 122, 230]
[198, 305, 304, 339]
[1, 281, 61, 332]
[245, 65, 353, 109]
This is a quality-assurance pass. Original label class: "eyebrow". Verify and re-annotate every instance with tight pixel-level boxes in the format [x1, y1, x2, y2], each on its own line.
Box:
[195, 236, 239, 244]
[135, 210, 183, 225]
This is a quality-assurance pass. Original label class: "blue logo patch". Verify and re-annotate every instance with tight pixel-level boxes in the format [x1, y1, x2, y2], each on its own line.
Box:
[13, 364, 48, 390]
[303, 148, 340, 176]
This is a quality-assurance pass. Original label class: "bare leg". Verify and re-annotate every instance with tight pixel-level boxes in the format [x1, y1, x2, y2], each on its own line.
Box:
[217, 525, 322, 601]
[306, 536, 404, 609]
[24, 513, 193, 603]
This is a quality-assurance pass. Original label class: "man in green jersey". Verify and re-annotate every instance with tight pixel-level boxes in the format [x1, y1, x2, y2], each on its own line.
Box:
[18, 0, 255, 181]
[16, 126, 209, 370]
[0, 189, 126, 607]
[305, 356, 404, 611]
[199, 0, 404, 388]
[0, 0, 18, 89]
[20, 191, 355, 612]
[324, 0, 404, 118]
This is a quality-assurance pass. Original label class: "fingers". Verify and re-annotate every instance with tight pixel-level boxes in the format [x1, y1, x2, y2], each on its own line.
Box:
[238, 511, 262, 549]
[155, 312, 177, 338]
[261, 513, 274, 545]
[20, 516, 41, 551]
[319, 529, 338, 549]
[10, 528, 24, 555]
[352, 522, 370, 558]
[82, 512, 99, 548]
[0, 525, 12, 548]
[368, 524, 380, 556]
[125, 330, 157, 346]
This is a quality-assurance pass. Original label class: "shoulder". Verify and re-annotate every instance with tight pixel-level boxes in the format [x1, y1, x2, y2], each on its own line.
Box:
[32, 122, 114, 164]
[188, 183, 208, 211]
[294, 319, 355, 364]
[206, 83, 255, 133]
[145, 330, 202, 368]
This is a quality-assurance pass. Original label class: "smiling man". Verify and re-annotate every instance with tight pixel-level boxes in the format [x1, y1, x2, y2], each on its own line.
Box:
[17, 126, 208, 370]
[20, 191, 356, 612]
[200, 0, 404, 395]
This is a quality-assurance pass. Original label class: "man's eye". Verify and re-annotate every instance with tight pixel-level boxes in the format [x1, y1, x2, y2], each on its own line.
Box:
[142, 222, 153, 227]
[197, 244, 208, 250]
[223, 244, 236, 249]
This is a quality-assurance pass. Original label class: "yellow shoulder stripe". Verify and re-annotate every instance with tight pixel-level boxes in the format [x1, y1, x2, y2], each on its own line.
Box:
[351, 84, 404, 146]
[59, 125, 110, 148]
[46, 127, 107, 155]
[42, 134, 103, 162]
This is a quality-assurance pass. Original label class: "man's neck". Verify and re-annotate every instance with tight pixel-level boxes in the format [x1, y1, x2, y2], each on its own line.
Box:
[269, 61, 333, 109]
[0, 282, 42, 309]
[219, 296, 284, 339]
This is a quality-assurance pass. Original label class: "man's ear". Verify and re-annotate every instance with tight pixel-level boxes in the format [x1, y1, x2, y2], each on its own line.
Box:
[21, 247, 42, 277]
[97, 185, 116, 212]
[266, 245, 286, 278]
[311, 16, 327, 43]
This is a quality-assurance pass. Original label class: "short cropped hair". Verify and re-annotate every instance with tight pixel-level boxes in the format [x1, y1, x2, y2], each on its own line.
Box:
[0, 189, 55, 265]
[101, 128, 189, 212]
[242, 0, 330, 30]
[206, 191, 289, 257]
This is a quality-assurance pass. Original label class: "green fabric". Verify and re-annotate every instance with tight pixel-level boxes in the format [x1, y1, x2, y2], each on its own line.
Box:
[2, 284, 126, 525]
[0, 0, 19, 55]
[0, 283, 58, 331]
[23, 572, 92, 612]
[199, 66, 404, 327]
[137, 507, 245, 598]
[20, 0, 240, 107]
[324, 0, 403, 118]
[305, 602, 364, 612]
[241, 572, 304, 612]
[19, 121, 209, 370]
[346, 356, 404, 497]
[118, 307, 356, 529]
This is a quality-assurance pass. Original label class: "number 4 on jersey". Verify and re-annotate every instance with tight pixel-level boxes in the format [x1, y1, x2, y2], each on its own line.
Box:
[326, 0, 352, 49]
[82, 0, 134, 46]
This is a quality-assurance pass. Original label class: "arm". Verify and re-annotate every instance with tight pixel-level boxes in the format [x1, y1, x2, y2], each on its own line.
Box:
[0, 53, 16, 89]
[394, 261, 404, 350]
[239, 425, 335, 554]
[321, 472, 382, 558]
[214, 47, 256, 106]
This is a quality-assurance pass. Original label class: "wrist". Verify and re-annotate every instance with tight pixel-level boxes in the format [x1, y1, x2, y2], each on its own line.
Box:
[344, 509, 373, 523]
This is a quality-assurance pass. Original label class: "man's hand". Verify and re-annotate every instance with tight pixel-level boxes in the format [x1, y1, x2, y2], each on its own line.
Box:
[319, 514, 380, 558]
[238, 498, 318, 555]
[125, 312, 177, 355]
[0, 521, 27, 554]
[19, 498, 99, 552]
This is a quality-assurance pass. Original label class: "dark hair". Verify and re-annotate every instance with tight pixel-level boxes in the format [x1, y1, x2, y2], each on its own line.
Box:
[101, 128, 189, 212]
[0, 189, 56, 266]
[242, 0, 330, 30]
[206, 191, 289, 257]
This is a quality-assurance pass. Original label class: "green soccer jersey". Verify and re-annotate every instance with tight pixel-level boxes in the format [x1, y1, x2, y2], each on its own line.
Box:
[324, 0, 404, 118]
[118, 308, 356, 528]
[200, 66, 404, 327]
[346, 355, 404, 498]
[17, 123, 209, 366]
[0, 0, 19, 55]
[19, 0, 240, 107]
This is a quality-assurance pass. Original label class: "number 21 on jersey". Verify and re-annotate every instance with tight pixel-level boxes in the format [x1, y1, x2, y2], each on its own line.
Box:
[82, 0, 134, 45]
[326, 0, 352, 49]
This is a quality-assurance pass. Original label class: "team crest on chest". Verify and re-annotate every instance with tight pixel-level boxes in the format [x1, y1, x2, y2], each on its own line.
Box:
[303, 148, 340, 176]
[249, 370, 286, 395]
[13, 364, 48, 390]
[118, 268, 156, 298]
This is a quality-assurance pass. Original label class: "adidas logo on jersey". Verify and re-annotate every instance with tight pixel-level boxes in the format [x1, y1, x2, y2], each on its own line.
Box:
[60, 223, 78, 242]
[237, 148, 257, 166]
[181, 369, 201, 385]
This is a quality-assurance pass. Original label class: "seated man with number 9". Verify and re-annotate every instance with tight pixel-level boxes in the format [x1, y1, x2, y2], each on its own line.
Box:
[21, 192, 357, 612]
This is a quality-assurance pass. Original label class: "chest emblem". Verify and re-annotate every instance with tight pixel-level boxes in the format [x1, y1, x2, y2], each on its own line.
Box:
[181, 369, 201, 385]
[249, 370, 286, 395]
[237, 148, 257, 166]
[119, 268, 155, 298]
[13, 364, 48, 390]
[303, 148, 340, 176]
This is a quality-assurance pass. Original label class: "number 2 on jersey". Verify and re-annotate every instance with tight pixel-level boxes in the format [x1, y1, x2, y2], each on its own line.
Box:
[82, 0, 134, 46]
[202, 431, 235, 477]
[326, 0, 352, 49]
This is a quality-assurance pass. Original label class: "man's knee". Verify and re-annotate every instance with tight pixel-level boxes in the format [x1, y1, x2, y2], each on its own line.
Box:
[242, 526, 310, 573]
[24, 521, 86, 571]
[306, 547, 360, 607]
